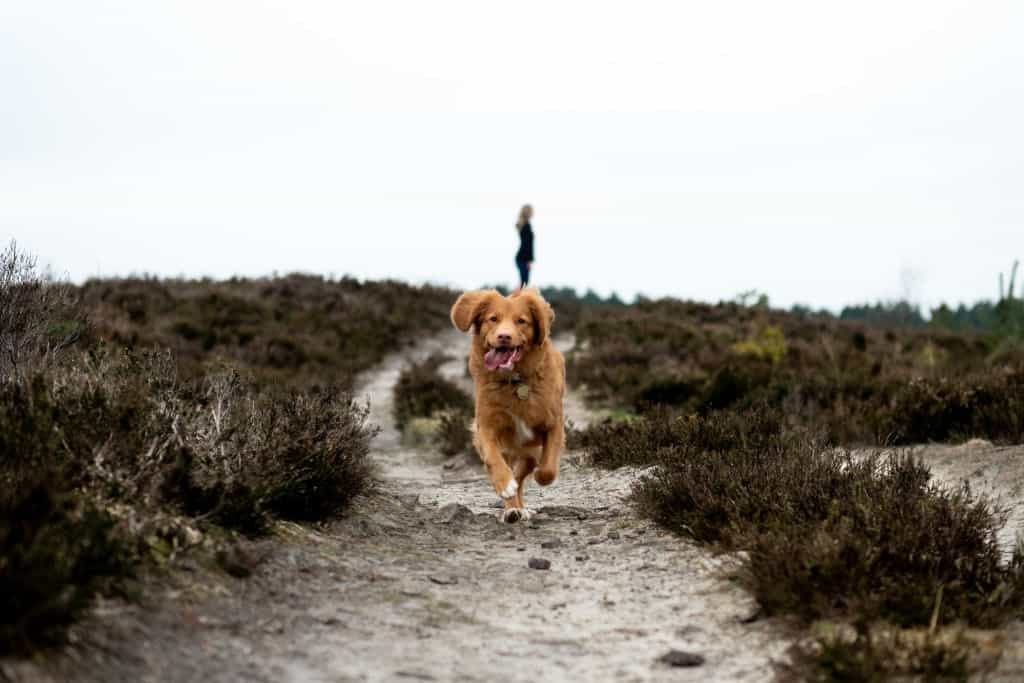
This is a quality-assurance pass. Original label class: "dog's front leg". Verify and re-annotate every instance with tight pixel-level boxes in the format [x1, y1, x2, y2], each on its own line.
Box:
[474, 428, 518, 499]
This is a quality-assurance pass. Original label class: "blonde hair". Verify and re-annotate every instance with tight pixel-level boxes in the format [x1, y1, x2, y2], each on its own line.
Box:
[516, 204, 533, 231]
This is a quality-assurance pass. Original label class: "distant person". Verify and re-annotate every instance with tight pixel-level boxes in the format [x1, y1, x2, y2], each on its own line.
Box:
[515, 204, 535, 290]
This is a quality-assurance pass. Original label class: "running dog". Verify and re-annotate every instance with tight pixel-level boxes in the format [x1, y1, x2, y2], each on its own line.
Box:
[450, 288, 566, 522]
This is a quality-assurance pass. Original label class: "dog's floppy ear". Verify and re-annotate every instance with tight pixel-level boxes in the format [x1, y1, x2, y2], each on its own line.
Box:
[451, 290, 495, 333]
[520, 289, 555, 345]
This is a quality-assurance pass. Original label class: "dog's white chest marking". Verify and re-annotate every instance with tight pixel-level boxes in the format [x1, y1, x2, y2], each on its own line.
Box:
[512, 414, 534, 445]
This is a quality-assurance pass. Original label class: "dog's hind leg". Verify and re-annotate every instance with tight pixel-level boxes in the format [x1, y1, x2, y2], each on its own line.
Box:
[534, 421, 564, 487]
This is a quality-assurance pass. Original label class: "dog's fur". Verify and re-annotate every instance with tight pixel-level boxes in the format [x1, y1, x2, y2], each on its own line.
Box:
[451, 288, 566, 523]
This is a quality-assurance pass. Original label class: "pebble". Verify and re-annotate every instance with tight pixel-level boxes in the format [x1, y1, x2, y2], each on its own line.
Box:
[435, 503, 474, 525]
[216, 546, 257, 579]
[607, 531, 620, 540]
[738, 606, 763, 624]
[575, 555, 588, 562]
[658, 650, 705, 667]
[427, 574, 459, 586]
[528, 558, 551, 570]
[541, 539, 562, 549]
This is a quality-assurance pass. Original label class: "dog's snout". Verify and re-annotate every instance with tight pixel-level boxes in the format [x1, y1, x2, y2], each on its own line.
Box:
[497, 332, 513, 346]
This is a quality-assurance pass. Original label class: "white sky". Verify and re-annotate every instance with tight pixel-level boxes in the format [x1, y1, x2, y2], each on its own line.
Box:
[2, 0, 1023, 310]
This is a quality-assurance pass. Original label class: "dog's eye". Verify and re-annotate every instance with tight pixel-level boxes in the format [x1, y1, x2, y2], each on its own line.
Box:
[489, 315, 498, 322]
[517, 318, 527, 325]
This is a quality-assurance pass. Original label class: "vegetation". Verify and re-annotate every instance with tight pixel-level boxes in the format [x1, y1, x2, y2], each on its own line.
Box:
[393, 353, 472, 429]
[838, 260, 1024, 337]
[0, 242, 454, 655]
[569, 295, 1024, 445]
[392, 354, 474, 456]
[581, 407, 1023, 680]
[80, 272, 455, 391]
[566, 278, 1024, 679]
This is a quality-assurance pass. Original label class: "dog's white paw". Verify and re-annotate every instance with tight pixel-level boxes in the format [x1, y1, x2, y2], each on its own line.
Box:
[499, 478, 518, 500]
[500, 507, 534, 524]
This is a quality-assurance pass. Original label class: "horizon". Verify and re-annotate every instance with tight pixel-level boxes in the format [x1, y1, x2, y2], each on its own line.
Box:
[5, 1, 1023, 313]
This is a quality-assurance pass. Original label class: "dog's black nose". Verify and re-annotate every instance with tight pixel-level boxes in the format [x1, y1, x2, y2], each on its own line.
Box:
[497, 333, 512, 346]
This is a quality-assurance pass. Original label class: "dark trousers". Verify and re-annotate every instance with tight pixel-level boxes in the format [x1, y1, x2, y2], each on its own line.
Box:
[516, 257, 530, 286]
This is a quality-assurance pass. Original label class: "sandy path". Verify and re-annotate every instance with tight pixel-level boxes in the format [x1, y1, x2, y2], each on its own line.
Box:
[263, 331, 793, 682]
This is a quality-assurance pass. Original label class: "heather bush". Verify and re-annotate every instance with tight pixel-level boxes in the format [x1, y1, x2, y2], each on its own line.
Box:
[0, 240, 88, 377]
[0, 487, 135, 655]
[435, 408, 474, 457]
[793, 627, 973, 682]
[80, 274, 456, 391]
[569, 297, 1018, 445]
[0, 249, 400, 654]
[580, 404, 790, 469]
[878, 371, 1024, 445]
[631, 408, 1024, 632]
[392, 354, 472, 430]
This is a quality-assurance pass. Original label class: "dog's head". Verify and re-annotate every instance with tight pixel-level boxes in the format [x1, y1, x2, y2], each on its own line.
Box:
[451, 288, 555, 372]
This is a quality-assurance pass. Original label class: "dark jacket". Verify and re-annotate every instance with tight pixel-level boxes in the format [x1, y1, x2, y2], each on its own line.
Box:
[516, 224, 534, 262]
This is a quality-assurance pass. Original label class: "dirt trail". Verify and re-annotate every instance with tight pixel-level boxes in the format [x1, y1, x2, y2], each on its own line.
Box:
[10, 332, 1024, 682]
[260, 331, 794, 682]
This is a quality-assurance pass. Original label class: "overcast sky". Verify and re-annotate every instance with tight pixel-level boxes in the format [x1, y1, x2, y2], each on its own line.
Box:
[3, 1, 1022, 310]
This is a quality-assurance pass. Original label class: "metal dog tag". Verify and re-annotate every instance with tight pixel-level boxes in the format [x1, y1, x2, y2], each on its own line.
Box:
[516, 384, 530, 400]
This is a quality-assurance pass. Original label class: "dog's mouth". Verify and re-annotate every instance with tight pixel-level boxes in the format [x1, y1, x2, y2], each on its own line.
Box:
[484, 345, 523, 372]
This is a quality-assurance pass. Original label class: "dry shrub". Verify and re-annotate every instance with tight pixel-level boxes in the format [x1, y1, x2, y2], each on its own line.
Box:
[569, 297, 1020, 445]
[435, 409, 474, 457]
[0, 248, 388, 654]
[632, 408, 1024, 631]
[792, 626, 974, 682]
[80, 274, 456, 391]
[579, 404, 786, 469]
[392, 354, 472, 430]
[0, 240, 88, 377]
[879, 372, 1024, 444]
[0, 488, 135, 655]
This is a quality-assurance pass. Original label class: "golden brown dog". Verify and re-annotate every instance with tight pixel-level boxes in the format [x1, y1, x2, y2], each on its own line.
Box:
[450, 288, 565, 523]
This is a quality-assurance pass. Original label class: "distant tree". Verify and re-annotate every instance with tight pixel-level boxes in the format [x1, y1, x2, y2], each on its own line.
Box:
[839, 301, 926, 328]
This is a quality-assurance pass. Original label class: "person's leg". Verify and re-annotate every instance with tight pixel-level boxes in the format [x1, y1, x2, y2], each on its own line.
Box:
[516, 258, 529, 289]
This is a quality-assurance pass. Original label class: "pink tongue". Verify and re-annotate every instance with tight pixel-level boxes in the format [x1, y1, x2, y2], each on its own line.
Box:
[484, 348, 516, 371]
